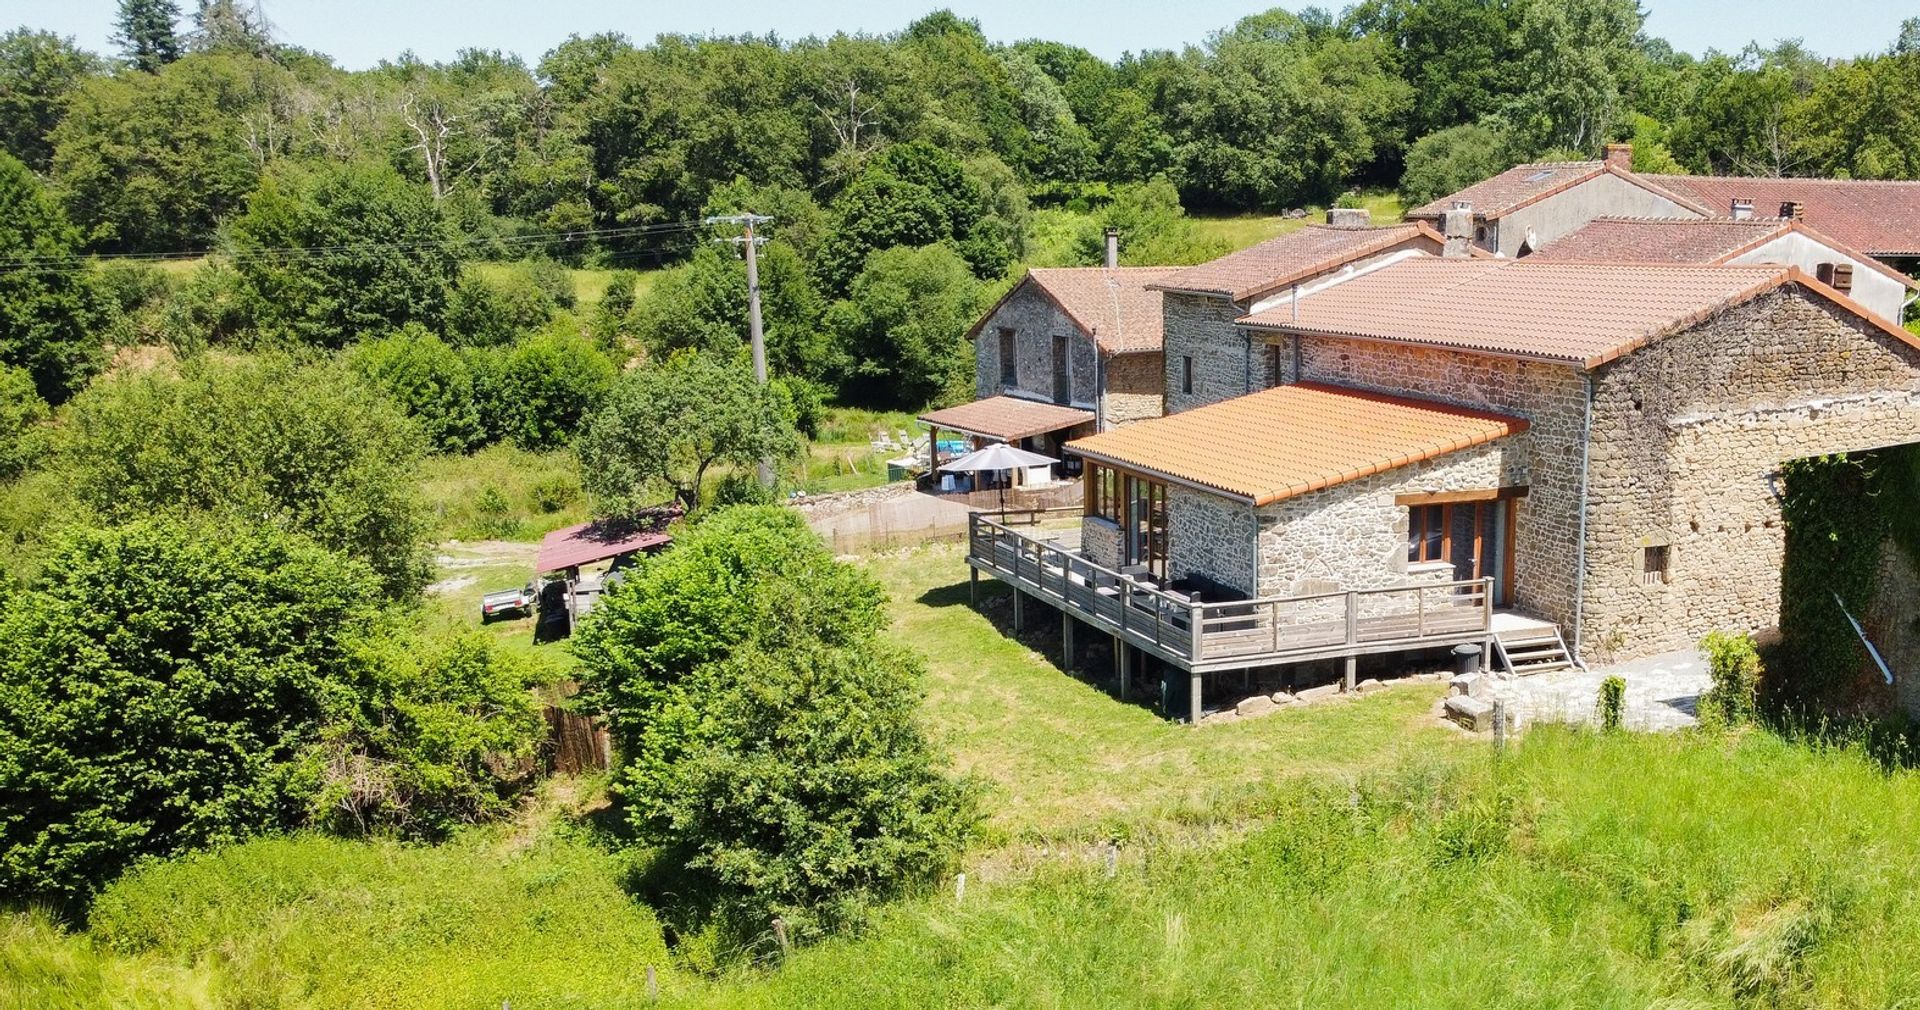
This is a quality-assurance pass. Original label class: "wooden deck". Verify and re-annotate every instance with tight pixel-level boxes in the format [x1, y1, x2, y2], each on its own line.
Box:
[966, 515, 1495, 722]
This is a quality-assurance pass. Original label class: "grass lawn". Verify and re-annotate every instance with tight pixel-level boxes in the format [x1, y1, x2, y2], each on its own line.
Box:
[1189, 190, 1407, 249]
[868, 542, 1465, 845]
[416, 443, 592, 543]
[791, 405, 927, 495]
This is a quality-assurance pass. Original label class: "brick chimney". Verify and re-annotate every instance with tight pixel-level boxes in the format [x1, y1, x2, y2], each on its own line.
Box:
[1730, 197, 1754, 220]
[1441, 201, 1475, 258]
[1604, 143, 1633, 170]
[1326, 207, 1371, 230]
[1104, 228, 1119, 269]
[1780, 200, 1805, 221]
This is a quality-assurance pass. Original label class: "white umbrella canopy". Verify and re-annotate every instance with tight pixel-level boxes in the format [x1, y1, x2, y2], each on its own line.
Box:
[939, 441, 1059, 473]
[940, 442, 1061, 512]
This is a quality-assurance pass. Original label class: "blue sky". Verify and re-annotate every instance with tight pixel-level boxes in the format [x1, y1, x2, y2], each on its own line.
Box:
[12, 1, 1911, 69]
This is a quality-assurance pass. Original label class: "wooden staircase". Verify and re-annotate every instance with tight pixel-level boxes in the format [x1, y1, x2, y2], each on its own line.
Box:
[1492, 622, 1576, 677]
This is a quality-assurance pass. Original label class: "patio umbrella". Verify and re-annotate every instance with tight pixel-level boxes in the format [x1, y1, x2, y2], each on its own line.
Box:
[941, 442, 1060, 513]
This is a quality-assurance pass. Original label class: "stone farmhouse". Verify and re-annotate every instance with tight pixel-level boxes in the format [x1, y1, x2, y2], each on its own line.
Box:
[959, 158, 1920, 724]
[917, 233, 1176, 484]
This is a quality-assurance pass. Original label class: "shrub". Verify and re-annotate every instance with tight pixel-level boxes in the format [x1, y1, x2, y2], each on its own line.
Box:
[529, 472, 581, 513]
[1400, 123, 1510, 208]
[472, 485, 515, 538]
[346, 325, 485, 453]
[1598, 675, 1627, 731]
[444, 268, 555, 348]
[632, 639, 977, 939]
[57, 354, 432, 598]
[0, 152, 103, 403]
[572, 506, 885, 737]
[297, 630, 542, 838]
[1700, 630, 1762, 726]
[0, 365, 50, 480]
[0, 519, 379, 903]
[497, 327, 617, 451]
[520, 257, 576, 309]
[159, 259, 252, 353]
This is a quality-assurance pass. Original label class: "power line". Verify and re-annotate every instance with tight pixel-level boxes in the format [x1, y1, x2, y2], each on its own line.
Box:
[0, 219, 712, 272]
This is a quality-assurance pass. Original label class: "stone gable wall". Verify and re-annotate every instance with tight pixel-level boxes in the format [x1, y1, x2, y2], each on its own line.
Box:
[972, 283, 1099, 408]
[1162, 292, 1251, 414]
[1295, 337, 1589, 630]
[1580, 289, 1920, 660]
[1103, 351, 1165, 426]
[1252, 439, 1526, 598]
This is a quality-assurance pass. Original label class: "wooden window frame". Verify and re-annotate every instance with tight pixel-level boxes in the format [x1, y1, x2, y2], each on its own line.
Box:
[1407, 503, 1448, 564]
[1085, 463, 1121, 523]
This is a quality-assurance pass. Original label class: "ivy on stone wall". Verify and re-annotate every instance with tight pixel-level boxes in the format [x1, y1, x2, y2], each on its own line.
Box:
[1774, 450, 1911, 713]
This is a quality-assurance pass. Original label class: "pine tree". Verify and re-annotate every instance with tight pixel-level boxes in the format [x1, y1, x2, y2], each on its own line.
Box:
[111, 0, 182, 74]
[191, 0, 272, 57]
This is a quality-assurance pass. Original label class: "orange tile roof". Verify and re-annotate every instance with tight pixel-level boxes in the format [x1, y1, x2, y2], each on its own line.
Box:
[1529, 216, 1789, 264]
[968, 267, 1179, 355]
[1150, 224, 1442, 303]
[1531, 217, 1919, 292]
[1066, 382, 1526, 506]
[919, 396, 1094, 442]
[1241, 258, 1821, 368]
[1653, 175, 1920, 256]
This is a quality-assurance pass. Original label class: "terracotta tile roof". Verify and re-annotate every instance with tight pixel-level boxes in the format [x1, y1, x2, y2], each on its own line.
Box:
[968, 267, 1178, 354]
[1066, 382, 1527, 506]
[919, 396, 1095, 442]
[1407, 161, 1604, 219]
[1529, 216, 1789, 264]
[1149, 224, 1441, 303]
[1241, 258, 1816, 368]
[537, 520, 672, 573]
[1652, 176, 1920, 256]
[1530, 217, 1919, 291]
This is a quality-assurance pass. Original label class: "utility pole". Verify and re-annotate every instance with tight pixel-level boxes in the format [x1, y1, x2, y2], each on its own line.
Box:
[706, 213, 776, 486]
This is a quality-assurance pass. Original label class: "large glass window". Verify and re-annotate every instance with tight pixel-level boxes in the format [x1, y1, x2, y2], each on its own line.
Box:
[1407, 503, 1446, 563]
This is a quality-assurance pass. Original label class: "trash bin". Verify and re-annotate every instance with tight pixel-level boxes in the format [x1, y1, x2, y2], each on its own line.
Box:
[1453, 643, 1483, 677]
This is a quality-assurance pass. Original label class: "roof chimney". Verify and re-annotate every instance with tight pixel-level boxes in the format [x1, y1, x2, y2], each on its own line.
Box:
[1604, 143, 1633, 171]
[1730, 197, 1754, 220]
[1326, 207, 1371, 230]
[1780, 200, 1805, 221]
[1104, 228, 1119, 269]
[1441, 200, 1475, 258]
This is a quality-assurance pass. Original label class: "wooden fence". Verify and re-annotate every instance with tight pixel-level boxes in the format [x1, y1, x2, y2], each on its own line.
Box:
[543, 706, 611, 775]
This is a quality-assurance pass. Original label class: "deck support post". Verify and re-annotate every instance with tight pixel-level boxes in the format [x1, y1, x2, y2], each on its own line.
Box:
[1343, 655, 1357, 693]
[968, 566, 978, 606]
[1190, 671, 1203, 726]
[1062, 613, 1075, 670]
[1117, 639, 1130, 700]
[1012, 589, 1024, 633]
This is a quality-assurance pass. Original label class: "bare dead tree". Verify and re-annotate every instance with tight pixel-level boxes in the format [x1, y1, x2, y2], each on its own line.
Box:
[817, 76, 880, 161]
[400, 90, 459, 200]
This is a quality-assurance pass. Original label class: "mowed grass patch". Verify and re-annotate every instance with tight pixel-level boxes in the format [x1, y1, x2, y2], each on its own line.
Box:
[1189, 190, 1407, 249]
[867, 541, 1463, 844]
[689, 726, 1920, 1010]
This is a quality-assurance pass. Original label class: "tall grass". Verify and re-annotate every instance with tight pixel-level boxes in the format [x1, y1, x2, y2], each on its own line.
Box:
[417, 443, 590, 542]
[692, 727, 1920, 1009]
[80, 832, 675, 1010]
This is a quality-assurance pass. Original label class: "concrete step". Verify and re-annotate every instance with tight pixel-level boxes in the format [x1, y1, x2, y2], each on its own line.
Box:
[1445, 694, 1494, 732]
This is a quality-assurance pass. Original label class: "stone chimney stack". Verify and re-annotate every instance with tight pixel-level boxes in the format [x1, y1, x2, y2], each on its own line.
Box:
[1730, 197, 1754, 220]
[1326, 207, 1371, 230]
[1441, 201, 1475, 258]
[1604, 143, 1633, 170]
[1104, 228, 1119, 269]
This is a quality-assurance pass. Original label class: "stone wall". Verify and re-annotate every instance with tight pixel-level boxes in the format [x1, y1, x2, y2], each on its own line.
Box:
[973, 281, 1098, 408]
[1251, 439, 1525, 597]
[1162, 292, 1251, 414]
[1103, 350, 1165, 426]
[1296, 337, 1590, 631]
[1580, 288, 1920, 660]
[1166, 487, 1259, 596]
[1081, 515, 1123, 569]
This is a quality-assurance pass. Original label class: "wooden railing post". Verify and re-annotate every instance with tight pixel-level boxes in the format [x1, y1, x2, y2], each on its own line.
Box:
[1189, 602, 1204, 661]
[1344, 591, 1358, 646]
[1417, 586, 1426, 637]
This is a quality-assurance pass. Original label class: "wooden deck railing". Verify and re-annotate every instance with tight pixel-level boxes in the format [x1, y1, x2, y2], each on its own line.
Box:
[967, 514, 1493, 673]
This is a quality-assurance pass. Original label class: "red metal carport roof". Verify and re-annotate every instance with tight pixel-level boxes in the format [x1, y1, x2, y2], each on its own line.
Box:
[536, 520, 672, 573]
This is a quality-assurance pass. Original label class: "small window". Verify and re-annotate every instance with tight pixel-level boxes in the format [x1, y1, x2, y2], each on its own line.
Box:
[1181, 355, 1194, 395]
[1523, 169, 1557, 182]
[1642, 545, 1670, 586]
[997, 329, 1016, 387]
[1817, 262, 1854, 294]
[1085, 463, 1121, 522]
[1407, 504, 1446, 563]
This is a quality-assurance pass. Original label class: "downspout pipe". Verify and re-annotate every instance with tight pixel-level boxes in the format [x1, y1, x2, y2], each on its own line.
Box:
[1569, 371, 1594, 666]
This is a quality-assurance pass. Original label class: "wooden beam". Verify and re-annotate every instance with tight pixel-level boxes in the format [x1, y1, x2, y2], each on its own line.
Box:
[1502, 498, 1519, 607]
[1394, 486, 1530, 507]
[1013, 589, 1024, 633]
[1062, 612, 1075, 670]
[1472, 502, 1485, 582]
[1190, 671, 1203, 726]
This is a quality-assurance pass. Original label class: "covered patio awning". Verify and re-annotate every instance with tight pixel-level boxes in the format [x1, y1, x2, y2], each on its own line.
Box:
[918, 395, 1095, 443]
[536, 520, 672, 573]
